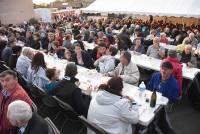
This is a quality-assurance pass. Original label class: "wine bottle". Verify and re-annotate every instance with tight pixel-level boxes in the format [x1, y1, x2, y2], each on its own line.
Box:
[150, 89, 157, 108]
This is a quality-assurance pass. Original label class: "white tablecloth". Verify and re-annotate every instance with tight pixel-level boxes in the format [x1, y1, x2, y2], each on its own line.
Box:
[44, 53, 168, 126]
[116, 52, 200, 80]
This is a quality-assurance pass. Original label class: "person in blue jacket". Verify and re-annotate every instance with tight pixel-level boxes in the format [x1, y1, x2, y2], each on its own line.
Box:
[147, 61, 179, 102]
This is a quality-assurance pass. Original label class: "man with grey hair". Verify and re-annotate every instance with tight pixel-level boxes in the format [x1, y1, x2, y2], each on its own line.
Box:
[146, 37, 165, 59]
[162, 50, 183, 96]
[188, 33, 198, 47]
[7, 100, 49, 134]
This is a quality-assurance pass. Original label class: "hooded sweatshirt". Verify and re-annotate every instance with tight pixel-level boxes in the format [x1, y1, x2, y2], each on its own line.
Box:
[87, 90, 139, 134]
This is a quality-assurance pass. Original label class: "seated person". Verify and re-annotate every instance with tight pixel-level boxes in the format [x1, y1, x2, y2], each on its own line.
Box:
[159, 32, 169, 44]
[147, 62, 179, 102]
[7, 100, 49, 134]
[180, 45, 196, 67]
[107, 51, 140, 86]
[45, 68, 60, 95]
[146, 37, 165, 59]
[63, 49, 72, 61]
[130, 37, 145, 54]
[0, 70, 32, 134]
[92, 42, 107, 61]
[27, 52, 49, 89]
[176, 37, 190, 53]
[16, 47, 34, 79]
[8, 46, 22, 69]
[94, 46, 118, 73]
[87, 77, 139, 134]
[162, 50, 182, 96]
[52, 63, 91, 117]
[72, 43, 94, 69]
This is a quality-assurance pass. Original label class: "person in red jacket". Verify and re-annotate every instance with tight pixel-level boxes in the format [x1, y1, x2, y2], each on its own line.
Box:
[162, 50, 183, 96]
[0, 70, 32, 134]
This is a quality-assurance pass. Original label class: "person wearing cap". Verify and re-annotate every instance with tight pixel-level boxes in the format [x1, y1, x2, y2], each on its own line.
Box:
[52, 63, 91, 117]
[162, 50, 183, 96]
[87, 77, 139, 134]
[7, 100, 49, 134]
[147, 62, 179, 102]
[0, 70, 32, 134]
[107, 51, 140, 86]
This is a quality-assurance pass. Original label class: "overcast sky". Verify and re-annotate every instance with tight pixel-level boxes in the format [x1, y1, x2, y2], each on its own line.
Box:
[32, 0, 56, 4]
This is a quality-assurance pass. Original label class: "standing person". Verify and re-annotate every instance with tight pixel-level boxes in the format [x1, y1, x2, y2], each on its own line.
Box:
[87, 77, 139, 134]
[162, 50, 183, 96]
[107, 51, 140, 86]
[27, 52, 48, 89]
[25, 31, 34, 47]
[8, 46, 22, 69]
[1, 37, 16, 64]
[118, 26, 132, 48]
[0, 70, 32, 134]
[32, 32, 42, 50]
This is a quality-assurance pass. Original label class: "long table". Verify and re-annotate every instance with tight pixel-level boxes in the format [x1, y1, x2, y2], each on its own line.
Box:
[44, 53, 168, 126]
[115, 52, 200, 80]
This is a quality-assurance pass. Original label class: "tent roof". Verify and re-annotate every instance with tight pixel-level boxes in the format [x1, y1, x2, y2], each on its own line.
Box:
[82, 0, 200, 18]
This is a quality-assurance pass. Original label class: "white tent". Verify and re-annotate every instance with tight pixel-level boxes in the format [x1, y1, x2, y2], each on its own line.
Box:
[82, 0, 200, 18]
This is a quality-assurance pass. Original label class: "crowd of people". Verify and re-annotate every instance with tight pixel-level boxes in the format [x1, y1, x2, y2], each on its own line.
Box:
[0, 14, 200, 134]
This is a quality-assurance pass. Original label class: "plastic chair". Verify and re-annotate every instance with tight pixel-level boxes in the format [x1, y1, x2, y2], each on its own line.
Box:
[78, 115, 108, 134]
[45, 117, 60, 134]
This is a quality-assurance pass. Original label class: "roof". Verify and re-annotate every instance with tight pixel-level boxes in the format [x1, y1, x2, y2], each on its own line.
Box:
[82, 0, 200, 18]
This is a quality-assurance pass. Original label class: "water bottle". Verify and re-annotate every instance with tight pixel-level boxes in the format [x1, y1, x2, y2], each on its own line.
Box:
[139, 81, 146, 99]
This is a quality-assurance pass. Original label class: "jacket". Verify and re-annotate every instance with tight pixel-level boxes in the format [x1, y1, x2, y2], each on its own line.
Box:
[162, 57, 183, 96]
[16, 55, 31, 79]
[10, 112, 49, 134]
[72, 51, 94, 69]
[94, 55, 116, 73]
[108, 61, 140, 86]
[1, 46, 13, 64]
[27, 66, 49, 89]
[0, 84, 32, 134]
[52, 77, 91, 117]
[87, 90, 139, 134]
[147, 72, 179, 102]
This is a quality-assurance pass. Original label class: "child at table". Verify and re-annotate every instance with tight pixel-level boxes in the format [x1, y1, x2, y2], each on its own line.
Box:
[45, 68, 60, 95]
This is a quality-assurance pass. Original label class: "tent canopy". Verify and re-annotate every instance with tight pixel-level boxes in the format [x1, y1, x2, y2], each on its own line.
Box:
[82, 0, 200, 18]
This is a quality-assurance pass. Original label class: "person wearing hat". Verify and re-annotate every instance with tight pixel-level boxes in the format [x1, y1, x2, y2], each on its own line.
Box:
[147, 61, 179, 102]
[162, 50, 183, 96]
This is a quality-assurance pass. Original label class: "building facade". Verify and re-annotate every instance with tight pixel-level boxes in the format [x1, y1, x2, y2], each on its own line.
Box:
[0, 0, 34, 24]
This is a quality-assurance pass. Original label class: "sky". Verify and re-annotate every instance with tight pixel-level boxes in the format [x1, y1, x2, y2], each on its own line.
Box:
[32, 0, 56, 4]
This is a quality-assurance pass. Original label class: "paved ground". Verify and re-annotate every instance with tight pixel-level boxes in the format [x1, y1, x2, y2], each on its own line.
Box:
[168, 95, 200, 134]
